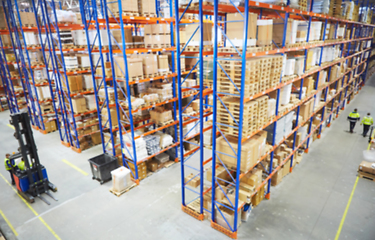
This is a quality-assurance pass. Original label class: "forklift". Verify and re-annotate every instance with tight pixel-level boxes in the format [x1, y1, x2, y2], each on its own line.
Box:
[9, 112, 58, 205]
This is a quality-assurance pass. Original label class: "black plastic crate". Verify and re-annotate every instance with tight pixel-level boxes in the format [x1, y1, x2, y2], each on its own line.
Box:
[88, 153, 119, 184]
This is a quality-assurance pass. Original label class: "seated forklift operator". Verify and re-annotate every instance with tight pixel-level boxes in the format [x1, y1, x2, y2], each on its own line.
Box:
[18, 158, 33, 172]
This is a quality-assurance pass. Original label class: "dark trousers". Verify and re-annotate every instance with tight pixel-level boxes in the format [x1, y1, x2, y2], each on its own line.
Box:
[349, 122, 356, 132]
[363, 124, 370, 136]
[7, 170, 15, 184]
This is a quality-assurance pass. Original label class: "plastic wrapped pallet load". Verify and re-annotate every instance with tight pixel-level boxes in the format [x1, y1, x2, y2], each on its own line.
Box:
[284, 58, 295, 76]
[280, 83, 292, 106]
[265, 117, 285, 144]
[122, 131, 148, 161]
[24, 32, 39, 46]
[111, 166, 131, 192]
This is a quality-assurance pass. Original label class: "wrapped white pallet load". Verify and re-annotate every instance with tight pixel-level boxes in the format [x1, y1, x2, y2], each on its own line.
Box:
[24, 32, 38, 46]
[122, 130, 148, 160]
[111, 166, 131, 192]
[159, 133, 173, 149]
[284, 58, 295, 76]
[280, 83, 292, 106]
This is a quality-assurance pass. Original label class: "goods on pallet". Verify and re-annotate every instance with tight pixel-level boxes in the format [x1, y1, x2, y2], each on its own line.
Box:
[138, 0, 156, 16]
[128, 161, 148, 180]
[185, 22, 212, 47]
[123, 131, 148, 160]
[113, 56, 143, 79]
[24, 32, 39, 46]
[226, 12, 257, 47]
[62, 75, 83, 92]
[216, 131, 267, 173]
[158, 133, 173, 148]
[144, 134, 161, 155]
[257, 19, 273, 46]
[155, 152, 170, 164]
[111, 166, 132, 192]
[310, 0, 330, 14]
[150, 108, 172, 125]
[265, 111, 295, 144]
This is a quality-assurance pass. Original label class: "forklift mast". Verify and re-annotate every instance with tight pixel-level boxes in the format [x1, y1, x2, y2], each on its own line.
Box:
[10, 112, 57, 204]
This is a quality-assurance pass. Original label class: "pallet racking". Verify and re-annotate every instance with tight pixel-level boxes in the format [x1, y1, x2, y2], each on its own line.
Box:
[0, 1, 34, 116]
[175, 0, 375, 238]
[78, 0, 205, 185]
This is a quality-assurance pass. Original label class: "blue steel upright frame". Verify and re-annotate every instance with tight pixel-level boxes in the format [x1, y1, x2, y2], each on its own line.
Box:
[42, 0, 90, 152]
[175, 0, 214, 221]
[0, 32, 18, 113]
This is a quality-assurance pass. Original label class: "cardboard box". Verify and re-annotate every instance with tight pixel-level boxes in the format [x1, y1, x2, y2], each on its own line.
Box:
[215, 206, 241, 231]
[91, 132, 102, 145]
[140, 54, 158, 75]
[282, 159, 291, 177]
[185, 22, 212, 46]
[101, 107, 119, 127]
[62, 75, 83, 92]
[257, 19, 273, 46]
[113, 56, 143, 79]
[185, 173, 200, 188]
[138, 0, 156, 16]
[226, 12, 257, 47]
[217, 136, 260, 173]
[150, 109, 172, 124]
[71, 96, 87, 114]
[151, 24, 170, 34]
[273, 18, 292, 46]
[158, 55, 169, 73]
[358, 161, 375, 175]
[147, 159, 159, 172]
[271, 170, 283, 186]
[112, 29, 133, 48]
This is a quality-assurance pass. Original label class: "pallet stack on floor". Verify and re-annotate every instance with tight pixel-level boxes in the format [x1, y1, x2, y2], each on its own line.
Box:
[176, 0, 375, 238]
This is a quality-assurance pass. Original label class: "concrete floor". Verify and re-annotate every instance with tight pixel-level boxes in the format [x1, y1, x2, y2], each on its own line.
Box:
[1, 76, 375, 240]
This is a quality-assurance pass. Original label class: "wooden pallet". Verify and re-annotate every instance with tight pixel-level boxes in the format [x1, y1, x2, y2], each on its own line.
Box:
[185, 45, 212, 52]
[141, 12, 157, 17]
[155, 119, 174, 127]
[109, 183, 137, 197]
[358, 171, 375, 181]
[114, 11, 139, 17]
[218, 45, 271, 54]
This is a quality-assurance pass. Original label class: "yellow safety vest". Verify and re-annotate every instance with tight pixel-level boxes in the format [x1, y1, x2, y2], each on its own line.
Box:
[349, 112, 360, 119]
[18, 161, 25, 171]
[4, 158, 15, 171]
[362, 116, 374, 126]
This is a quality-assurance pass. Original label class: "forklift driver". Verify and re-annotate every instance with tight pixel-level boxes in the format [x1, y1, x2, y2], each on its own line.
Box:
[18, 158, 32, 171]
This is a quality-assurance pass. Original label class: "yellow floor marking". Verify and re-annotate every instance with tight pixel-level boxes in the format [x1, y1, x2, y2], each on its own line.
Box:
[7, 124, 14, 130]
[0, 208, 18, 236]
[62, 159, 89, 176]
[0, 173, 61, 240]
[334, 176, 359, 240]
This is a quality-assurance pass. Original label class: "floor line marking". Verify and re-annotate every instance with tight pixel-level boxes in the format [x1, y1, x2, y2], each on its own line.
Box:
[0, 173, 61, 240]
[0, 208, 18, 236]
[334, 176, 359, 240]
[7, 124, 14, 130]
[62, 159, 89, 176]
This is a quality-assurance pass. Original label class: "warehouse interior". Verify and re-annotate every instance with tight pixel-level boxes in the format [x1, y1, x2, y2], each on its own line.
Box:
[1, 0, 375, 239]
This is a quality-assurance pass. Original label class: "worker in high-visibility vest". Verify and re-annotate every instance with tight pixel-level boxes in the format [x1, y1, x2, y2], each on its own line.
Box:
[18, 158, 32, 171]
[4, 153, 15, 185]
[361, 113, 374, 137]
[347, 108, 360, 133]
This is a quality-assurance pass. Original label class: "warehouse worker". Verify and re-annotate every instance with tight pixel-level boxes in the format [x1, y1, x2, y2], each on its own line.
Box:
[4, 153, 15, 185]
[361, 113, 374, 137]
[18, 158, 32, 171]
[347, 108, 360, 133]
